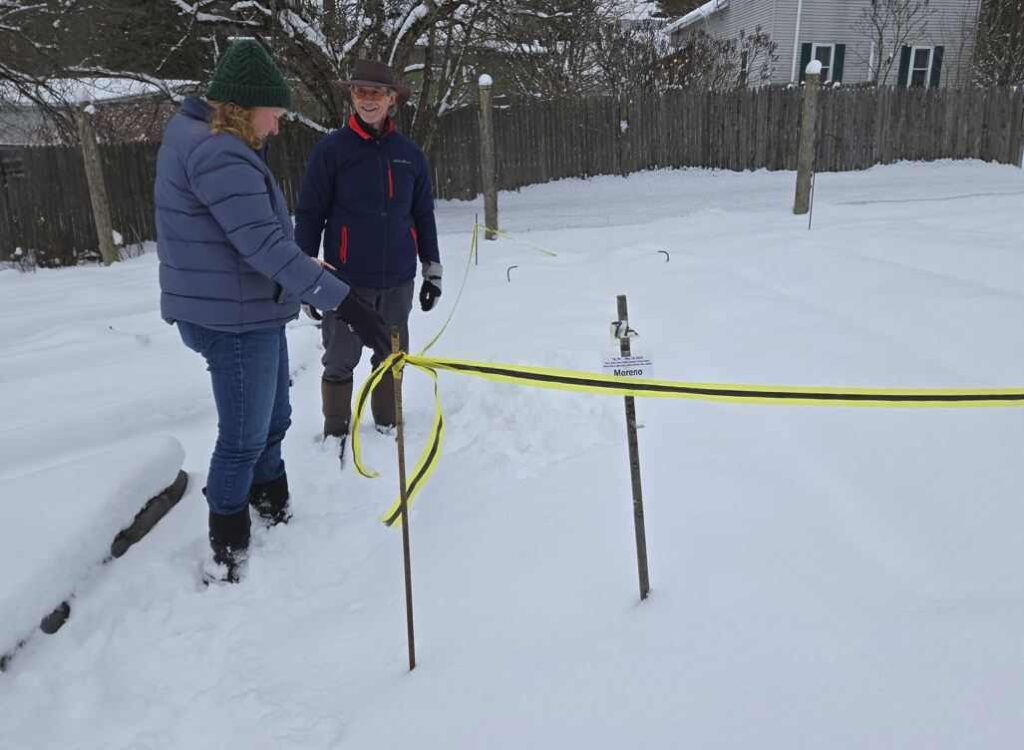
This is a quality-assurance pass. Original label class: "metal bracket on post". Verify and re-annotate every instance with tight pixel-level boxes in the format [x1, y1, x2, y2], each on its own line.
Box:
[610, 320, 639, 341]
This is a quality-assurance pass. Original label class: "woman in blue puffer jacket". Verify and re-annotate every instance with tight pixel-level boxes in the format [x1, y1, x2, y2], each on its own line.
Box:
[155, 40, 389, 582]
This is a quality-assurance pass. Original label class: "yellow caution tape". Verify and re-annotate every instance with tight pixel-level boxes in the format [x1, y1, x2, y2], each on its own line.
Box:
[350, 353, 445, 528]
[407, 356, 1024, 407]
[418, 223, 478, 356]
[474, 224, 559, 257]
[352, 352, 1024, 527]
[347, 224, 476, 526]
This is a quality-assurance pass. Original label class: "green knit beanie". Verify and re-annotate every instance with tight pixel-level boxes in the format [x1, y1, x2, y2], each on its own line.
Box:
[206, 39, 291, 109]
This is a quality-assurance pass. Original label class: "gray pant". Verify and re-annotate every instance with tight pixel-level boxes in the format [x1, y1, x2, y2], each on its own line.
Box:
[321, 281, 415, 383]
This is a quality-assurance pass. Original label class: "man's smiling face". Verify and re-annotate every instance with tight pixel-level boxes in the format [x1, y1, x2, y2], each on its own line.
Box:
[351, 85, 397, 128]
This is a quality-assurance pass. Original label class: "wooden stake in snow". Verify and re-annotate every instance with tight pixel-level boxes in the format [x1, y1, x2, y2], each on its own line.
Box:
[615, 295, 651, 601]
[391, 327, 417, 670]
[1018, 104, 1024, 168]
[477, 74, 499, 240]
[794, 61, 822, 216]
[75, 105, 118, 265]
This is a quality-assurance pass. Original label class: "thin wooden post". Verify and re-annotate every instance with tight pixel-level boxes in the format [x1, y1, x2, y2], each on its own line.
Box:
[794, 63, 821, 215]
[808, 171, 817, 230]
[616, 295, 650, 601]
[75, 106, 118, 265]
[391, 327, 416, 671]
[1018, 95, 1024, 168]
[477, 74, 498, 240]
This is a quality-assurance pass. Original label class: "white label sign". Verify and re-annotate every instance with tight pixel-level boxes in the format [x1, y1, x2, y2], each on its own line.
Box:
[602, 354, 653, 379]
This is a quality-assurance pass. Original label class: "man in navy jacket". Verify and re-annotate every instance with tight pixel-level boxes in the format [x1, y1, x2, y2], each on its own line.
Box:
[295, 60, 442, 459]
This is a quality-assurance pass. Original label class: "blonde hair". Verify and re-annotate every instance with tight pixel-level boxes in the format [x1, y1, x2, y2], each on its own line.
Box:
[208, 100, 262, 149]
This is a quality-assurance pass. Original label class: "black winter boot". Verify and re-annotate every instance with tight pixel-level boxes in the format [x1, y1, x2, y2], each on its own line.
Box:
[322, 379, 353, 437]
[322, 379, 353, 467]
[207, 507, 251, 583]
[249, 473, 291, 526]
[371, 370, 396, 431]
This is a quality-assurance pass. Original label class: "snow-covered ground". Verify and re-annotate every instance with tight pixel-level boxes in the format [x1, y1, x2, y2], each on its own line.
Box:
[2, 161, 1024, 749]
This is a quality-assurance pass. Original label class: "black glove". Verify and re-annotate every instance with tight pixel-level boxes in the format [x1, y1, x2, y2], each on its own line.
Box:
[335, 292, 390, 359]
[419, 262, 443, 312]
[419, 280, 441, 312]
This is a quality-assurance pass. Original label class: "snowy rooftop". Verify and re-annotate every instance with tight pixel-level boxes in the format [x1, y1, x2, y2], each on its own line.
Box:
[612, 0, 664, 21]
[0, 78, 194, 108]
[663, 0, 729, 34]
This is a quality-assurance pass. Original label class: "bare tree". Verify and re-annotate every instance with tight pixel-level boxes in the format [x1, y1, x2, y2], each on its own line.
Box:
[0, 1, 78, 138]
[652, 26, 776, 91]
[3, 0, 784, 149]
[592, 22, 668, 96]
[927, 1, 983, 88]
[0, 0, 488, 145]
[854, 0, 936, 86]
[408, 4, 486, 150]
[141, 1, 488, 143]
[974, 0, 1024, 86]
[2, 1, 210, 143]
[474, 0, 613, 98]
[478, 0, 731, 99]
[737, 27, 778, 87]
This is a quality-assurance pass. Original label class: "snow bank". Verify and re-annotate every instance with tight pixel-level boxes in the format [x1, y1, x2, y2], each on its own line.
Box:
[0, 435, 184, 656]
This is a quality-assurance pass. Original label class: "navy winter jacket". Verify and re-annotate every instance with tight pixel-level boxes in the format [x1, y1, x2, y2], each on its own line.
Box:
[155, 97, 349, 332]
[294, 116, 440, 289]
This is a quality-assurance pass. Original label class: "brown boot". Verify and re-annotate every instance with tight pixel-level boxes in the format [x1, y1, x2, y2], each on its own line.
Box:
[322, 378, 353, 437]
[371, 370, 396, 430]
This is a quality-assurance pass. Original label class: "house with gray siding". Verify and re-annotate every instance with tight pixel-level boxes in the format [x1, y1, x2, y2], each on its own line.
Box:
[666, 0, 982, 88]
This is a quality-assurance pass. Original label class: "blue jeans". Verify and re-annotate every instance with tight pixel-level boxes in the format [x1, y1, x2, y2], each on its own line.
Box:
[177, 321, 291, 515]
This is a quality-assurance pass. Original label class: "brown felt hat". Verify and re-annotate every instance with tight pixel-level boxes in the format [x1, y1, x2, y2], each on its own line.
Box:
[337, 59, 411, 104]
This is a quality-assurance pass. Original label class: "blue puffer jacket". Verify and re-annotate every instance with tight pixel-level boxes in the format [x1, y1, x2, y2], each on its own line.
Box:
[294, 116, 440, 289]
[155, 97, 349, 332]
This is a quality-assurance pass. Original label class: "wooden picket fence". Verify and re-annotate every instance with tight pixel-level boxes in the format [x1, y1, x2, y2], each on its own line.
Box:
[2, 86, 1022, 266]
[432, 86, 1024, 200]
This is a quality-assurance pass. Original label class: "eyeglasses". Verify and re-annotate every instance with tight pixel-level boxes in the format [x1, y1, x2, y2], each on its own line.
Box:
[352, 86, 391, 100]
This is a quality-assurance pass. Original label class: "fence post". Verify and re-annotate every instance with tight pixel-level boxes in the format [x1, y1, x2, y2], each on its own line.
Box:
[794, 62, 822, 215]
[76, 106, 118, 265]
[614, 295, 651, 601]
[0, 155, 13, 262]
[1018, 93, 1024, 168]
[477, 74, 498, 240]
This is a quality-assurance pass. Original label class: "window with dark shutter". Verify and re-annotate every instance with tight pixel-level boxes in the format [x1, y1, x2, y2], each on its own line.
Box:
[812, 44, 834, 82]
[803, 44, 839, 83]
[910, 47, 932, 87]
[907, 46, 938, 88]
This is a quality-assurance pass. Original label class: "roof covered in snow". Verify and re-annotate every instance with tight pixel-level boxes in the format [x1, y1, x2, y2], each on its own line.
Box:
[612, 0, 664, 21]
[0, 78, 194, 108]
[663, 0, 729, 34]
